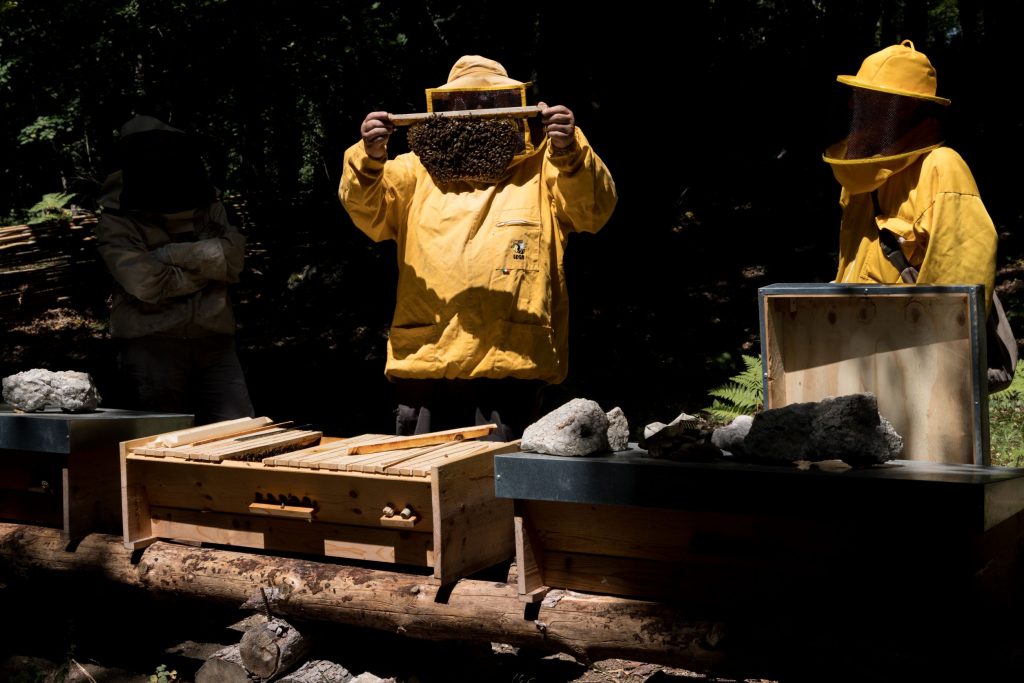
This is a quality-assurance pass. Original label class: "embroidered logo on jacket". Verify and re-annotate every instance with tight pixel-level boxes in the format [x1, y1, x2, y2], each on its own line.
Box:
[510, 240, 526, 260]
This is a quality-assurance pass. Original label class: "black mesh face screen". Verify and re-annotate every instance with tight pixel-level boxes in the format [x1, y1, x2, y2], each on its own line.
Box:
[845, 88, 930, 159]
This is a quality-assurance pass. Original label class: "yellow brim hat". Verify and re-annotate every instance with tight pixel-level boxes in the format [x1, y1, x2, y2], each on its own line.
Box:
[837, 40, 951, 106]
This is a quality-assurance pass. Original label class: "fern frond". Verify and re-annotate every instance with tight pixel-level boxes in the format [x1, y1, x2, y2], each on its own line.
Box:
[705, 399, 749, 423]
[27, 192, 74, 224]
[701, 354, 764, 424]
[707, 384, 759, 410]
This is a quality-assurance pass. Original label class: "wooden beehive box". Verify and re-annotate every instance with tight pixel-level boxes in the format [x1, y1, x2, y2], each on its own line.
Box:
[0, 406, 192, 544]
[495, 448, 1024, 605]
[120, 418, 519, 585]
[759, 283, 989, 464]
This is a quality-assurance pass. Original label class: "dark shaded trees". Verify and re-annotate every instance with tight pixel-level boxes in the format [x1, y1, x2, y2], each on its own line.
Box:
[1, 1, 1019, 435]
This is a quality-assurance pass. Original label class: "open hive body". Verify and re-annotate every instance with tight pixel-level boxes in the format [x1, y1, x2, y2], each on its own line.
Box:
[121, 418, 519, 584]
[759, 284, 989, 464]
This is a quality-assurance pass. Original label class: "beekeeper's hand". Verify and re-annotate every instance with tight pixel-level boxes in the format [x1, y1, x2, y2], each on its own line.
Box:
[538, 102, 576, 150]
[361, 111, 394, 161]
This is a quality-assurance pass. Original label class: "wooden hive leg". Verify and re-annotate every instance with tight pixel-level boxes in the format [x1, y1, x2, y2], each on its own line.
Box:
[515, 503, 549, 603]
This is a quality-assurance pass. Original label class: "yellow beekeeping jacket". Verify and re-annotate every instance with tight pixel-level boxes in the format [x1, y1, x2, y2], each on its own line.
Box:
[823, 138, 997, 310]
[340, 128, 617, 383]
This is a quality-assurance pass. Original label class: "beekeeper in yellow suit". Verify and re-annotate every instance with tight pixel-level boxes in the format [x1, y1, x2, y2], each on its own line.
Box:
[340, 55, 617, 439]
[823, 40, 998, 309]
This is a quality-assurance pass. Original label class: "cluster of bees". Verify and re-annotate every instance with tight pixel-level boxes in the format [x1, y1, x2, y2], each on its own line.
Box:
[407, 116, 525, 184]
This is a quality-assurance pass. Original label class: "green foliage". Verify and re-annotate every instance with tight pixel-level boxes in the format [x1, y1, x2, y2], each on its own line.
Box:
[703, 354, 763, 423]
[26, 191, 74, 224]
[17, 112, 73, 145]
[150, 663, 178, 683]
[990, 361, 1024, 467]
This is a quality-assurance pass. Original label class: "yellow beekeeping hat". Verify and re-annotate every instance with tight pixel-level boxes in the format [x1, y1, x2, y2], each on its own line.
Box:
[837, 40, 950, 106]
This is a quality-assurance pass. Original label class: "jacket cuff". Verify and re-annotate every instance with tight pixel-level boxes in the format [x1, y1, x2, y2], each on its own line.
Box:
[547, 129, 584, 168]
[358, 144, 388, 171]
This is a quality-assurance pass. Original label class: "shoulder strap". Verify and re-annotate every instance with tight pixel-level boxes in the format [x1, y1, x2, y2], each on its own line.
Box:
[870, 194, 1017, 391]
[872, 190, 919, 284]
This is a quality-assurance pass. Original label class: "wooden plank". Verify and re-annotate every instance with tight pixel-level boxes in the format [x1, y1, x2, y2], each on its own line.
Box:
[248, 502, 316, 521]
[210, 430, 322, 462]
[763, 294, 978, 463]
[513, 512, 548, 602]
[332, 442, 470, 474]
[342, 424, 498, 455]
[63, 445, 122, 543]
[120, 436, 154, 547]
[368, 441, 484, 474]
[369, 441, 482, 477]
[391, 441, 492, 477]
[149, 417, 272, 448]
[324, 539, 397, 564]
[431, 442, 519, 584]
[147, 507, 433, 566]
[136, 429, 322, 462]
[379, 514, 418, 528]
[187, 421, 295, 447]
[344, 444, 443, 474]
[264, 434, 384, 469]
[272, 436, 404, 472]
[318, 448, 410, 473]
[264, 443, 351, 469]
[124, 459, 435, 532]
[535, 549, 773, 601]
[518, 500, 827, 563]
[389, 105, 542, 126]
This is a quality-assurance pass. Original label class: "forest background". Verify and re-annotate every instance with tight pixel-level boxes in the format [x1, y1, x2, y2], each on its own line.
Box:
[2, 0, 1022, 446]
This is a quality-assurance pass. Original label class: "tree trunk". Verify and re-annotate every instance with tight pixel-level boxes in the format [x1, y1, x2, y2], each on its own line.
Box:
[196, 644, 251, 683]
[279, 660, 353, 683]
[0, 523, 727, 673]
[239, 618, 311, 681]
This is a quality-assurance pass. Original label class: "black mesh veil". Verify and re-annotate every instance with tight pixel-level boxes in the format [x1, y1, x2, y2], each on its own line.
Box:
[844, 87, 942, 159]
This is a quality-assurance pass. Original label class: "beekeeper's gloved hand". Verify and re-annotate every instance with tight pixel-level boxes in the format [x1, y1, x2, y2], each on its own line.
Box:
[360, 111, 394, 161]
[538, 102, 576, 150]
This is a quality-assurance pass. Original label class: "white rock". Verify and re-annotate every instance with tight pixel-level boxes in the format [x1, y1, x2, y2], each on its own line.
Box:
[520, 398, 610, 457]
[606, 406, 630, 451]
[2, 368, 100, 412]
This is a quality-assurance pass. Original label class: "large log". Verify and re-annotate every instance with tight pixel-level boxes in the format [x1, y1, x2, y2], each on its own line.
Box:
[4, 522, 1022, 681]
[240, 618, 311, 680]
[0, 523, 728, 674]
[195, 644, 250, 683]
[279, 660, 352, 683]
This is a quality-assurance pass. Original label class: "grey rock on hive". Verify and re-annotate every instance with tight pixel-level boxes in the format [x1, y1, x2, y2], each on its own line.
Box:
[520, 398, 610, 456]
[711, 414, 753, 455]
[742, 393, 902, 466]
[2, 368, 101, 412]
[606, 406, 630, 451]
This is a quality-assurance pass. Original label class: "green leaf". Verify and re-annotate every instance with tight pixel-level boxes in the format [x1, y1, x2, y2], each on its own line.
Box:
[702, 354, 763, 424]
